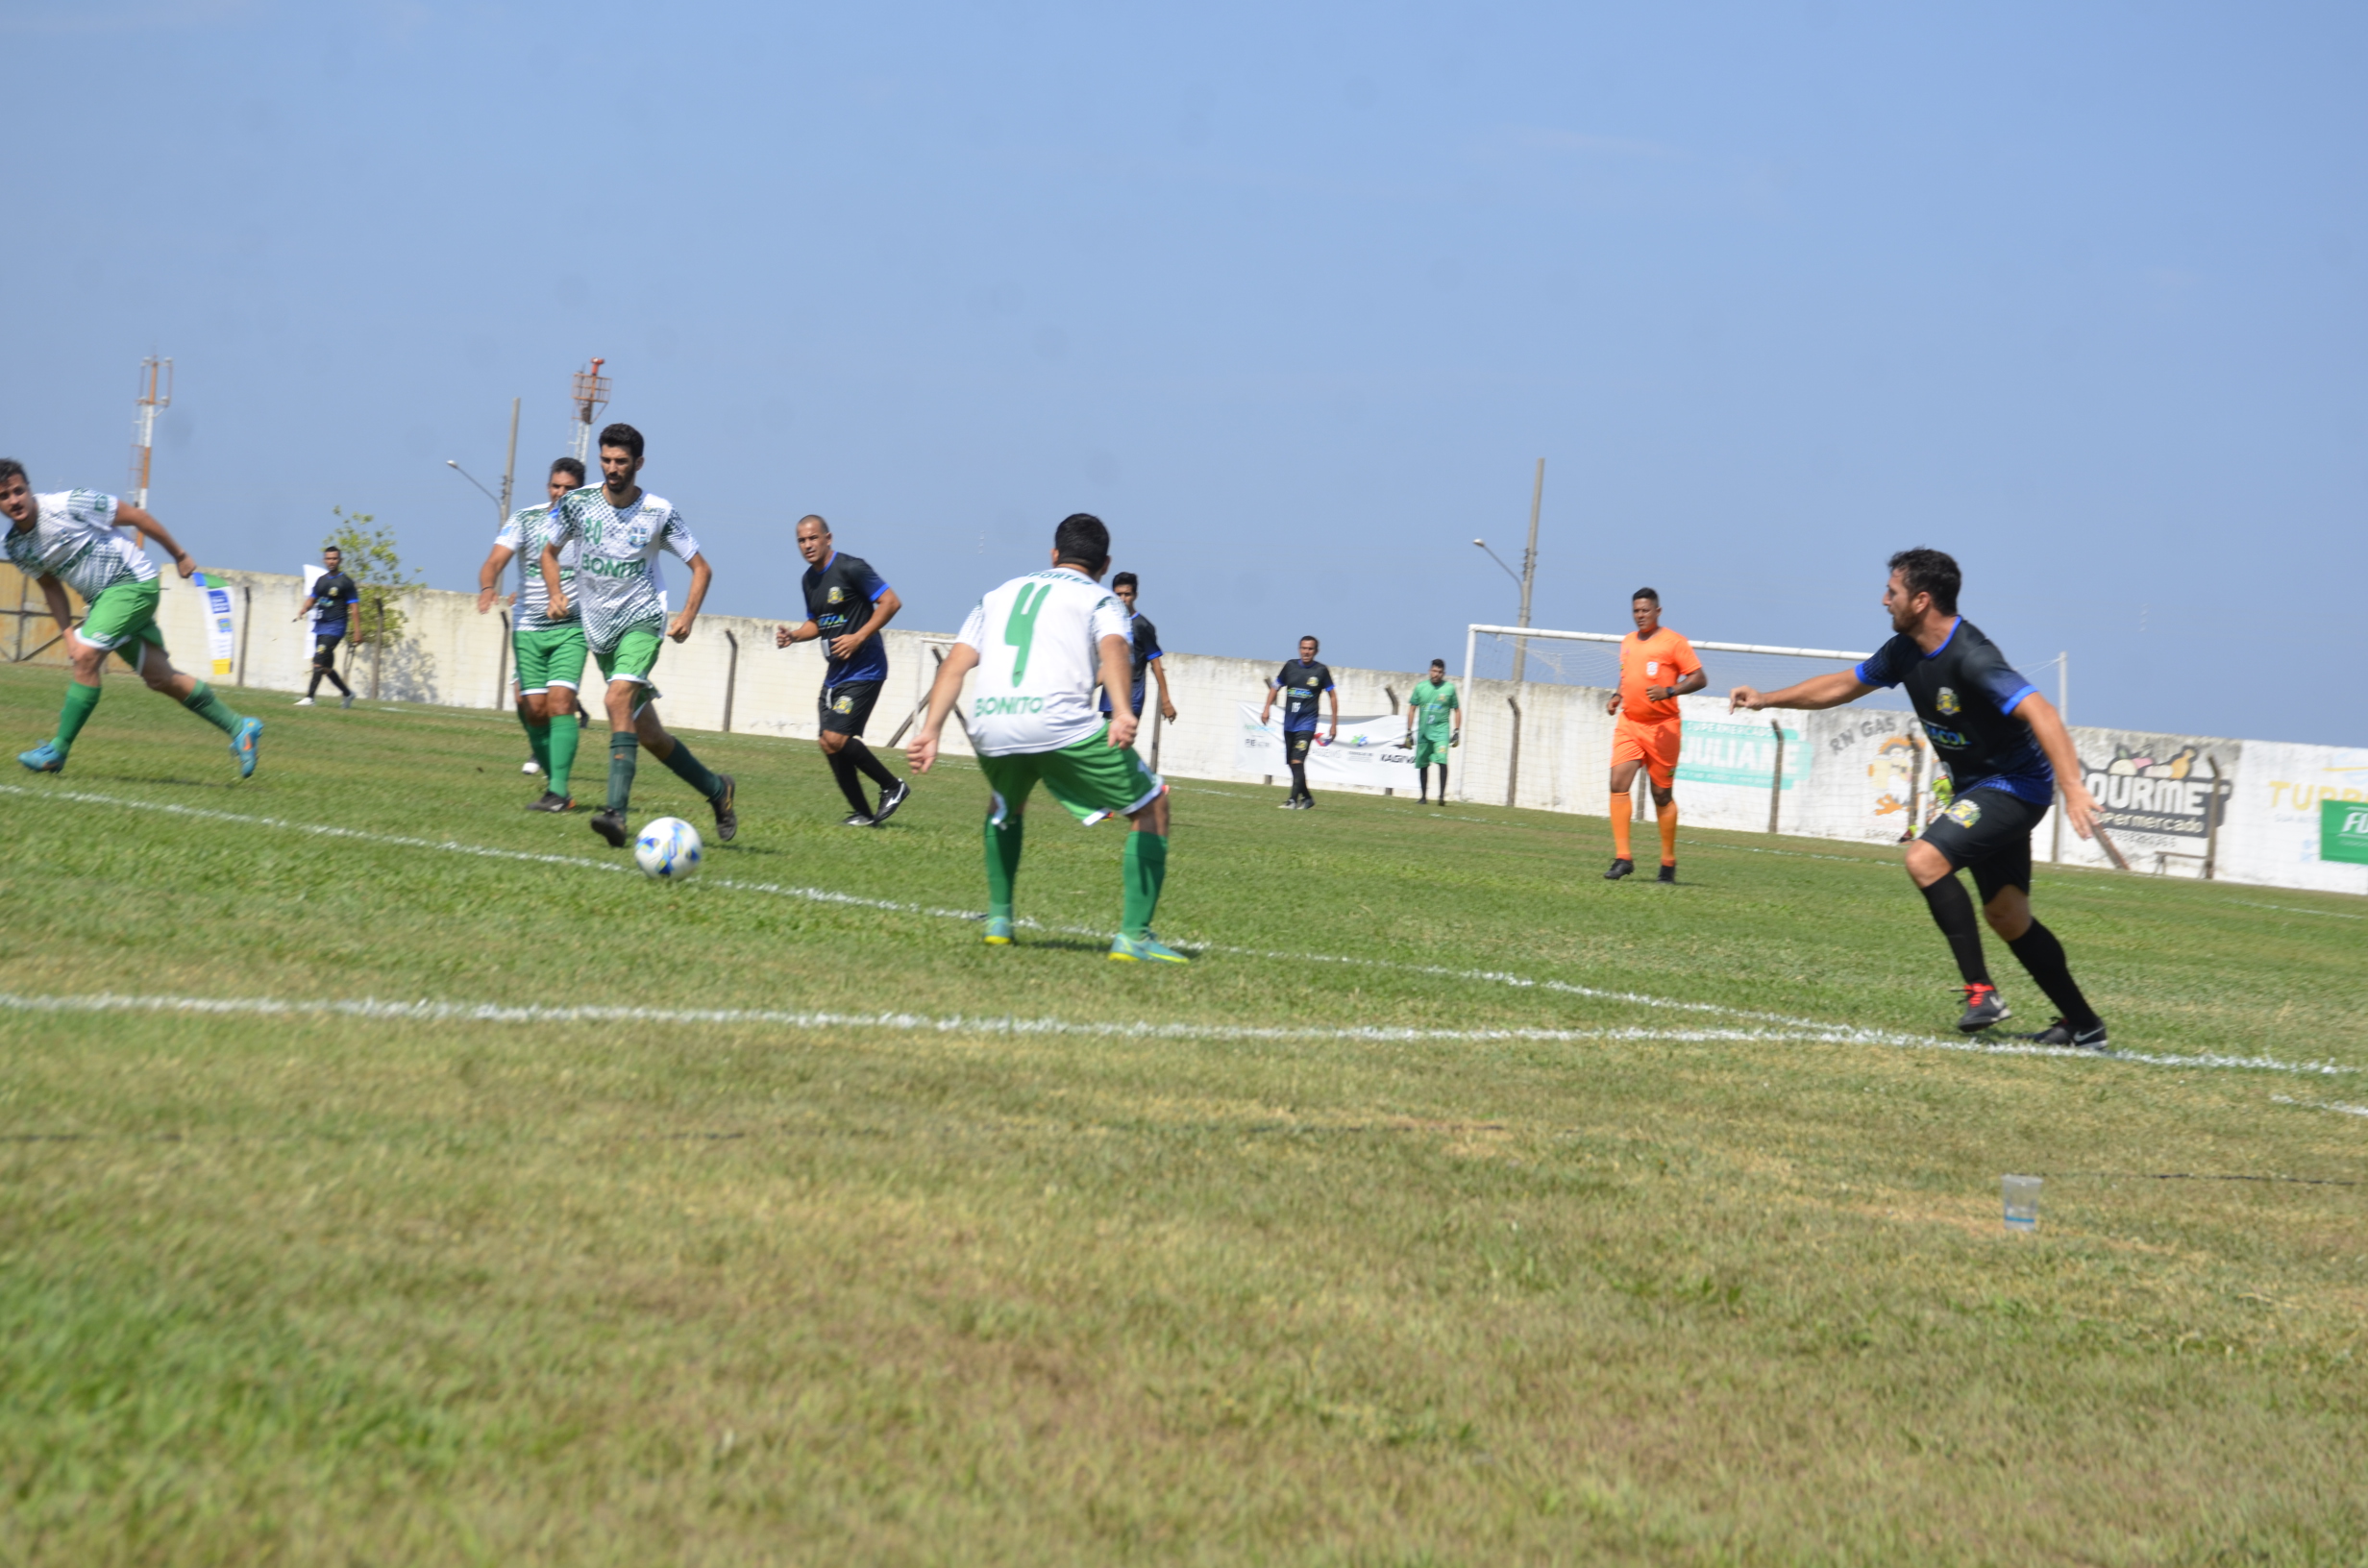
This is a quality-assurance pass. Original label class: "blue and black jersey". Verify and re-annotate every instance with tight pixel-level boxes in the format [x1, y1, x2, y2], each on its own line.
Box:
[1271, 658, 1334, 733]
[801, 551, 893, 687]
[1098, 611, 1166, 717]
[309, 571, 359, 632]
[1857, 618, 2050, 804]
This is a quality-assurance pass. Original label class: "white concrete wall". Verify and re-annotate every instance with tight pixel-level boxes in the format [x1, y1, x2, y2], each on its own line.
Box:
[152, 570, 2366, 896]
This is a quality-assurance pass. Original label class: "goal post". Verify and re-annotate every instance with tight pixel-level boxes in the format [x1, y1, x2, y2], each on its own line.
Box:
[1462, 624, 1887, 707]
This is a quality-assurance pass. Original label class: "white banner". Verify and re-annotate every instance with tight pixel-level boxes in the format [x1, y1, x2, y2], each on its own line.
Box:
[1236, 705, 1420, 792]
[192, 572, 237, 678]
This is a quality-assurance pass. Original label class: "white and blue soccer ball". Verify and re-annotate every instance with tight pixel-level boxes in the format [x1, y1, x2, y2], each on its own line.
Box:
[633, 817, 703, 880]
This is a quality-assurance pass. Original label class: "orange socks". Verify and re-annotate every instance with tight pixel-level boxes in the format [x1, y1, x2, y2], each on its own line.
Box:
[1611, 791, 1632, 858]
[1657, 799, 1678, 867]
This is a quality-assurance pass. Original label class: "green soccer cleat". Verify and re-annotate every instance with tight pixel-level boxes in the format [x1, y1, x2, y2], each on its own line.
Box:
[231, 718, 263, 778]
[1109, 931, 1190, 965]
[983, 916, 1015, 946]
[17, 743, 63, 773]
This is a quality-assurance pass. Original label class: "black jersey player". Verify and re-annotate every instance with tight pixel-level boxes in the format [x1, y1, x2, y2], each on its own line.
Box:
[1731, 548, 2109, 1049]
[1259, 636, 1338, 809]
[777, 514, 909, 825]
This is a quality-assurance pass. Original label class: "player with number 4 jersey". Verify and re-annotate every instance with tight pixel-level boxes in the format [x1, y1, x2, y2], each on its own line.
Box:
[907, 512, 1181, 963]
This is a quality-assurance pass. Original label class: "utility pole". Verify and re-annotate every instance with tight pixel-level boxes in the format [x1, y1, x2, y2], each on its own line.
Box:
[501, 397, 520, 596]
[1509, 457, 1543, 684]
[568, 357, 610, 464]
[126, 355, 172, 545]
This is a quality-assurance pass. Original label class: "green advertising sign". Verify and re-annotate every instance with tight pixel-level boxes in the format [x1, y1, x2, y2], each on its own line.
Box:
[2322, 798, 2368, 866]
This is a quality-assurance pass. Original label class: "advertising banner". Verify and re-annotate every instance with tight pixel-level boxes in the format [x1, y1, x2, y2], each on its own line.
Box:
[2065, 727, 2239, 877]
[192, 572, 237, 678]
[2323, 798, 2368, 866]
[1237, 705, 1419, 793]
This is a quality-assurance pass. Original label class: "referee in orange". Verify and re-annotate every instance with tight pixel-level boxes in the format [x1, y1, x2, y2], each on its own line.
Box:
[1605, 588, 1706, 882]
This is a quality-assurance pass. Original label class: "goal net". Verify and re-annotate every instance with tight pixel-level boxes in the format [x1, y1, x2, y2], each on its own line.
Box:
[1463, 624, 1913, 712]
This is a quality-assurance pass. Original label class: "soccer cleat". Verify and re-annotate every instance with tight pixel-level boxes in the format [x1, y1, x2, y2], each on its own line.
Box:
[872, 777, 911, 826]
[523, 759, 542, 775]
[17, 743, 63, 773]
[1956, 984, 2011, 1034]
[983, 916, 1015, 946]
[2014, 1017, 2110, 1054]
[1109, 931, 1191, 964]
[526, 791, 575, 813]
[292, 697, 315, 706]
[589, 808, 629, 847]
[1278, 798, 1298, 810]
[231, 718, 263, 778]
[1657, 863, 1677, 884]
[710, 772, 738, 843]
[1604, 858, 1634, 881]
[340, 694, 354, 709]
[840, 811, 876, 827]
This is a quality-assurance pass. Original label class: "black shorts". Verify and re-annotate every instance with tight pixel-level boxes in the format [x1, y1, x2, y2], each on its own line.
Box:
[1919, 786, 2046, 902]
[312, 631, 345, 668]
[1284, 728, 1316, 764]
[819, 680, 882, 738]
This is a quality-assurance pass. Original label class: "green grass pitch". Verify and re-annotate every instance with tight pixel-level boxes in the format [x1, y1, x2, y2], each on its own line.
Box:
[1, 661, 2362, 1565]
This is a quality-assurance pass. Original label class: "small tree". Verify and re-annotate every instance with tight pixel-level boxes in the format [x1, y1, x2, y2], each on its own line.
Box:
[325, 507, 419, 647]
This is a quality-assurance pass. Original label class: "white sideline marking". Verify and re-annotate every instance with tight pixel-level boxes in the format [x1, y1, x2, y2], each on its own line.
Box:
[2233, 901, 2363, 921]
[2271, 1094, 2368, 1117]
[0, 991, 2351, 1075]
[3, 783, 2356, 1076]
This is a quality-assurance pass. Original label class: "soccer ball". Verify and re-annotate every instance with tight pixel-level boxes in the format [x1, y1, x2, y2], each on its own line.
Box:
[633, 817, 703, 880]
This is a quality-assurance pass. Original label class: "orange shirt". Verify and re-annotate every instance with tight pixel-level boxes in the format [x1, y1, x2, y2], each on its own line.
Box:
[1616, 626, 1701, 723]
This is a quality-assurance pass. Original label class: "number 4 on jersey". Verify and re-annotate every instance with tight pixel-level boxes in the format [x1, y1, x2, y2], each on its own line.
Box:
[1002, 582, 1051, 686]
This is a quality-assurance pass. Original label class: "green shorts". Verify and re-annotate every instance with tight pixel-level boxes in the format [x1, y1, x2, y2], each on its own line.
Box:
[1414, 734, 1452, 769]
[514, 622, 589, 695]
[976, 725, 1165, 826]
[77, 577, 167, 669]
[593, 625, 664, 694]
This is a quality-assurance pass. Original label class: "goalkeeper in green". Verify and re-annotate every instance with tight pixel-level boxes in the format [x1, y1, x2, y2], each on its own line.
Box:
[1403, 659, 1461, 804]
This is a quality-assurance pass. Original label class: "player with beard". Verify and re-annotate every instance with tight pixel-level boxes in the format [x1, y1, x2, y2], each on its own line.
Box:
[1730, 548, 2109, 1049]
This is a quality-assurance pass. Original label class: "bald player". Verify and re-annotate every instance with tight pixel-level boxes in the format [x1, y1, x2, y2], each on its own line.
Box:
[777, 514, 909, 826]
[1604, 588, 1706, 882]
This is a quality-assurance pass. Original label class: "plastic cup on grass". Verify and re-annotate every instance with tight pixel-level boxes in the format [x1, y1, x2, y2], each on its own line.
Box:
[2003, 1174, 2041, 1233]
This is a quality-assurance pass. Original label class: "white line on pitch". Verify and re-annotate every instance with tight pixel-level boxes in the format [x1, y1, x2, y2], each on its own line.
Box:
[0, 992, 2351, 1075]
[2233, 901, 2363, 920]
[2271, 1094, 2368, 1116]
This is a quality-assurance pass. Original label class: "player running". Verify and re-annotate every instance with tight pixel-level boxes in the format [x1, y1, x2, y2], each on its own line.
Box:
[1403, 659, 1461, 804]
[907, 512, 1182, 963]
[1731, 548, 2109, 1049]
[1260, 635, 1337, 809]
[776, 514, 908, 827]
[540, 424, 736, 849]
[478, 457, 588, 811]
[292, 546, 358, 707]
[1100, 572, 1177, 729]
[1605, 588, 1706, 883]
[1, 461, 261, 778]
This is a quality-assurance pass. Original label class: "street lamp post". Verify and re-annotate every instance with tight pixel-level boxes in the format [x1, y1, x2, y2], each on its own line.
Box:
[1473, 458, 1544, 682]
[445, 397, 523, 593]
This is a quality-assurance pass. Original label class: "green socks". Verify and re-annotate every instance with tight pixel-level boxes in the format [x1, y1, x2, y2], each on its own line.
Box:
[607, 734, 638, 814]
[657, 734, 724, 802]
[984, 810, 1025, 919]
[1122, 830, 1169, 940]
[54, 682, 102, 756]
[548, 714, 579, 798]
[524, 717, 552, 776]
[182, 682, 242, 737]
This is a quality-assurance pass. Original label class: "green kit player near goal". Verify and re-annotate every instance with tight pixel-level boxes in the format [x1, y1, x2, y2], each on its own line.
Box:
[541, 423, 736, 849]
[1, 460, 262, 778]
[907, 512, 1183, 963]
[1403, 658, 1461, 804]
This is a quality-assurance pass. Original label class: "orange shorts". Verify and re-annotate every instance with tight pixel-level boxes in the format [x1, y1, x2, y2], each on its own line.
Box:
[1611, 716, 1682, 788]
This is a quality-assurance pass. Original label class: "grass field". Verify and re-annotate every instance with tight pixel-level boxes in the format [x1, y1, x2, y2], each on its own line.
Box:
[2, 660, 2363, 1566]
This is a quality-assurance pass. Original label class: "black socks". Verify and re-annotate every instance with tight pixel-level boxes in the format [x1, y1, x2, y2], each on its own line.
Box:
[1288, 761, 1309, 800]
[1920, 874, 1992, 987]
[2006, 919, 2102, 1031]
[841, 737, 897, 790]
[827, 749, 873, 816]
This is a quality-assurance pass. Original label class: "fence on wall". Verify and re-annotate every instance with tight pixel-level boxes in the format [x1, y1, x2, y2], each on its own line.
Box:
[118, 567, 2367, 898]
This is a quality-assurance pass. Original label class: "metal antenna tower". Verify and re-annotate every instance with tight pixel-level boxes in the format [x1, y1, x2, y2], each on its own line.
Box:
[128, 355, 173, 509]
[567, 357, 611, 463]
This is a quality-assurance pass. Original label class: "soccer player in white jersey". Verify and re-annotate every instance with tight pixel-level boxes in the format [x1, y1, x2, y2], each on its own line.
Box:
[1, 460, 261, 777]
[479, 456, 588, 810]
[907, 512, 1183, 963]
[540, 424, 736, 848]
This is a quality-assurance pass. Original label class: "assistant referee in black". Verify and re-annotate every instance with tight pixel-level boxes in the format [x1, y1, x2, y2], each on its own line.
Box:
[1730, 548, 2109, 1049]
[777, 514, 910, 826]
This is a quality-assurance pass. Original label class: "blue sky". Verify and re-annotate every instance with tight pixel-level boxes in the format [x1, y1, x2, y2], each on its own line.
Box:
[7, 1, 2361, 744]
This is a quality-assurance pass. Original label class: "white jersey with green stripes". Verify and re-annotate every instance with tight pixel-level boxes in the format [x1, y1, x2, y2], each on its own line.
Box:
[546, 485, 700, 651]
[954, 566, 1132, 757]
[492, 503, 579, 633]
[4, 490, 159, 601]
